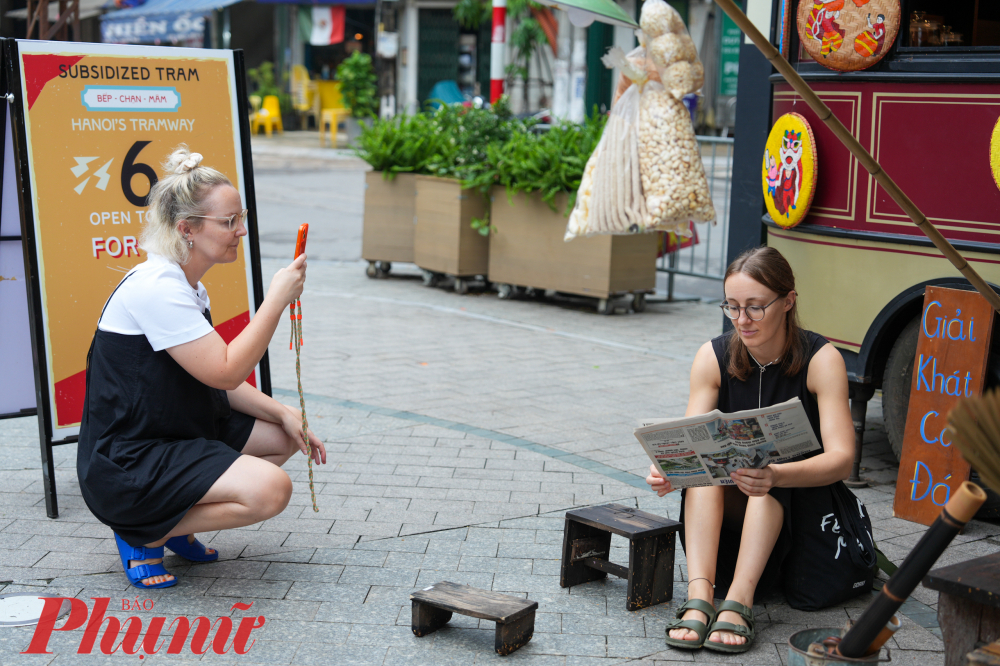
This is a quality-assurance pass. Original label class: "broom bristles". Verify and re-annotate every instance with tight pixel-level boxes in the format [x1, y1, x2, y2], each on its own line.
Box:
[948, 388, 1000, 494]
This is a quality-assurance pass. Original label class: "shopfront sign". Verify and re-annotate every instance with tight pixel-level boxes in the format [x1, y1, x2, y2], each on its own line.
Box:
[100, 11, 206, 45]
[719, 10, 741, 97]
[893, 286, 994, 525]
[3, 39, 267, 516]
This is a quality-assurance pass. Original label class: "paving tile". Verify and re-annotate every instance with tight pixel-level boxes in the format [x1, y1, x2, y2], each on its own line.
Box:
[260, 562, 344, 582]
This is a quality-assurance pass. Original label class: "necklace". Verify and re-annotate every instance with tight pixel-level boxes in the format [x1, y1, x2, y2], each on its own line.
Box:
[748, 351, 779, 409]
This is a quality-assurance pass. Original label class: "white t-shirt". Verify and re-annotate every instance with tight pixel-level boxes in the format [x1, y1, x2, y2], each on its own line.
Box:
[98, 252, 215, 352]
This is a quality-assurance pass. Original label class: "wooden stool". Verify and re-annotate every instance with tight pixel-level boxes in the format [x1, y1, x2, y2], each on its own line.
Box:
[560, 503, 680, 611]
[924, 553, 1000, 666]
[410, 581, 537, 656]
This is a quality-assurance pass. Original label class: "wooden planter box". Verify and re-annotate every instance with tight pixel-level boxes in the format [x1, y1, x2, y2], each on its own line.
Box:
[414, 175, 490, 281]
[488, 188, 658, 302]
[362, 171, 416, 270]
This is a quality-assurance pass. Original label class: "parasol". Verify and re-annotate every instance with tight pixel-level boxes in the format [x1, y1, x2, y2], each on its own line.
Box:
[533, 0, 638, 29]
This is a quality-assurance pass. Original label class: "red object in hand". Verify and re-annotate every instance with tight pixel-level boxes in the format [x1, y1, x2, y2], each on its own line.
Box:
[294, 223, 309, 258]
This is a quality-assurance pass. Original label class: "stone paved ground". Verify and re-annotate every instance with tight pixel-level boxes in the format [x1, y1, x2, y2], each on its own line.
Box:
[1, 134, 997, 664]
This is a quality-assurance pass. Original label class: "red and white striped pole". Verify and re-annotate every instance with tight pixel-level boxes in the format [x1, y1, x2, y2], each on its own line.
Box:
[490, 0, 506, 103]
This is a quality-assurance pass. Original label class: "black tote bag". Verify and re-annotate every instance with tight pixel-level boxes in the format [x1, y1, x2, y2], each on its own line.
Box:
[782, 482, 876, 611]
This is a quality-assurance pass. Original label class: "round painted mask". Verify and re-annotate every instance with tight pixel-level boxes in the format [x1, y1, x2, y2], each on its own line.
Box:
[762, 112, 818, 229]
[797, 0, 900, 72]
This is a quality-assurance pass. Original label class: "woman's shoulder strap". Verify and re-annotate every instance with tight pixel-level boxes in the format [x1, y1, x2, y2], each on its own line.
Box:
[802, 329, 830, 358]
[710, 332, 733, 376]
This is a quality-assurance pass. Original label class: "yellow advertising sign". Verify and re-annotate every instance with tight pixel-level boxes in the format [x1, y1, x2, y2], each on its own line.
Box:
[12, 41, 260, 440]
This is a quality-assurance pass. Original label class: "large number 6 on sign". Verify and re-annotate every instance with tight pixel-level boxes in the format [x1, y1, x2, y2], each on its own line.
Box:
[121, 141, 159, 206]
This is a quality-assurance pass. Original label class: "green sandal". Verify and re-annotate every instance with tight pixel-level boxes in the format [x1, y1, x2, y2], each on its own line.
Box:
[664, 599, 716, 650]
[703, 599, 755, 654]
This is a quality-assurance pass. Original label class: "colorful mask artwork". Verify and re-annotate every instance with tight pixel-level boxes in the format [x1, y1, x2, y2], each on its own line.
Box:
[797, 0, 900, 72]
[992, 116, 1000, 193]
[762, 113, 818, 229]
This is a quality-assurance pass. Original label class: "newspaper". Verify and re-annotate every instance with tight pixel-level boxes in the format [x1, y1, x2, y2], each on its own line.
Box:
[635, 397, 821, 489]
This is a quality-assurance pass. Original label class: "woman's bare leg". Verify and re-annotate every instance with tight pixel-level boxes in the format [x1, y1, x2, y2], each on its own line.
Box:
[129, 419, 298, 586]
[669, 486, 725, 643]
[709, 493, 783, 646]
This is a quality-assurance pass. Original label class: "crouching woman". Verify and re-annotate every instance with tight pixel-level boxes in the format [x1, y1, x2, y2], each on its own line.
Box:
[78, 146, 326, 589]
[647, 247, 861, 654]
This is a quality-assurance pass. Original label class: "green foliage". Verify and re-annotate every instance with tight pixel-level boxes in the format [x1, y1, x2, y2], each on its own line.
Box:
[452, 0, 491, 29]
[506, 17, 547, 82]
[247, 61, 292, 116]
[423, 97, 534, 182]
[470, 212, 495, 236]
[336, 52, 379, 119]
[461, 109, 607, 213]
[353, 113, 445, 177]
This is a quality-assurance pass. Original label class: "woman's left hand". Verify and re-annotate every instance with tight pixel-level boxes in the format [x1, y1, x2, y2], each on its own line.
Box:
[280, 406, 326, 465]
[731, 466, 776, 497]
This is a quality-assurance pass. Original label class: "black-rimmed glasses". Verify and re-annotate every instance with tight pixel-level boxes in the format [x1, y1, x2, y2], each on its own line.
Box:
[721, 296, 782, 322]
[190, 209, 249, 231]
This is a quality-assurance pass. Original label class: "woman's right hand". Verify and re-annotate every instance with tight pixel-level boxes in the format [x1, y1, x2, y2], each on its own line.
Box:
[268, 253, 307, 305]
[646, 463, 674, 497]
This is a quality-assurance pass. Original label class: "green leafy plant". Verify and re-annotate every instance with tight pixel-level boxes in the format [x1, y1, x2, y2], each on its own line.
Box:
[354, 113, 447, 177]
[462, 108, 606, 213]
[452, 0, 491, 29]
[247, 61, 292, 115]
[336, 52, 379, 119]
[470, 212, 496, 236]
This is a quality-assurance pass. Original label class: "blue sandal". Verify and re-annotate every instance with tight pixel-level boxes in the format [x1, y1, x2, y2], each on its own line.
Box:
[165, 535, 219, 562]
[114, 533, 177, 589]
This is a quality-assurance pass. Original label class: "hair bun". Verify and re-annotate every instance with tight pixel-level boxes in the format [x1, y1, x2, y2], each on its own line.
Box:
[164, 146, 204, 175]
[178, 153, 203, 173]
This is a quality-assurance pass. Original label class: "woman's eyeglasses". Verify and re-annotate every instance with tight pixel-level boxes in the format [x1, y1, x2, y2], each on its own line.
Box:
[190, 209, 249, 231]
[720, 296, 782, 322]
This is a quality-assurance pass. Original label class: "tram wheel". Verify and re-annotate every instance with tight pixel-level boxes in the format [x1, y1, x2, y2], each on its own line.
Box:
[883, 316, 919, 462]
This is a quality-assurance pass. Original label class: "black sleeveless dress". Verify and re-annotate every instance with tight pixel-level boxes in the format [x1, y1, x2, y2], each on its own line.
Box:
[679, 329, 830, 602]
[77, 276, 256, 547]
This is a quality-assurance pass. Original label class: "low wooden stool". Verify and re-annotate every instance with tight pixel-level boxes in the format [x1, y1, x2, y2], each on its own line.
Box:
[923, 552, 1000, 666]
[410, 581, 538, 656]
[560, 503, 680, 611]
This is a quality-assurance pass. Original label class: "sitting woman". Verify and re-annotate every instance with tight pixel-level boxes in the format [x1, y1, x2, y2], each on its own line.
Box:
[78, 146, 326, 589]
[646, 247, 855, 653]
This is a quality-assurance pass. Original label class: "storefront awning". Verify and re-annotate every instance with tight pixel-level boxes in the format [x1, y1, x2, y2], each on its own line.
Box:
[102, 0, 242, 19]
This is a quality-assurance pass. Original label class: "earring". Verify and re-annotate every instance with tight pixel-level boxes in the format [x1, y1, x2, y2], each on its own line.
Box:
[187, 237, 194, 248]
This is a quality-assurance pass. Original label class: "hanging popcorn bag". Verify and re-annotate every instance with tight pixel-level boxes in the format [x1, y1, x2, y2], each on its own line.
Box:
[565, 47, 649, 240]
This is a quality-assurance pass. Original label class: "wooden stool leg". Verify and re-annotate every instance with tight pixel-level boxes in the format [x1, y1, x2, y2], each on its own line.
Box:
[560, 519, 612, 589]
[411, 600, 453, 637]
[495, 612, 535, 656]
[626, 532, 676, 611]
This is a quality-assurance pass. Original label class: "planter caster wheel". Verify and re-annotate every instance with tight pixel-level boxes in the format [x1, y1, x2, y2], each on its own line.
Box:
[497, 284, 515, 300]
[422, 270, 442, 287]
[376, 261, 392, 278]
[632, 293, 646, 313]
[597, 298, 615, 316]
[365, 261, 378, 279]
[454, 278, 469, 295]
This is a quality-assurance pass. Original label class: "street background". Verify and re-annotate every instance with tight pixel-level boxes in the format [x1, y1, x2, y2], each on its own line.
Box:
[0, 135, 996, 665]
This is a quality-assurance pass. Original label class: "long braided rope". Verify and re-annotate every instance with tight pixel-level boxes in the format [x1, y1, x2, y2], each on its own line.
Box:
[290, 298, 318, 512]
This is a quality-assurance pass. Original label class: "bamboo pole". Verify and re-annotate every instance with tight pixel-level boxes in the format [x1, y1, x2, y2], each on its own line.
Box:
[713, 0, 1000, 314]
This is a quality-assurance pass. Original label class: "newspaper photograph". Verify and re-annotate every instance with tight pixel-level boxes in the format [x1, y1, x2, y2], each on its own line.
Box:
[635, 398, 821, 489]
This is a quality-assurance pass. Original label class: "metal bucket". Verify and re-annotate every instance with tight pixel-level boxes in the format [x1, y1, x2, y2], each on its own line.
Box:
[788, 628, 888, 666]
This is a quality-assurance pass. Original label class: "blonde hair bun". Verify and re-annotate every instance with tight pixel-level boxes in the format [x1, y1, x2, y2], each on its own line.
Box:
[164, 145, 204, 175]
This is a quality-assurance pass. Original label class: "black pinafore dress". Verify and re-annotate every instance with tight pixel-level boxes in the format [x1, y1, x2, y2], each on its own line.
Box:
[77, 275, 255, 547]
[679, 330, 831, 603]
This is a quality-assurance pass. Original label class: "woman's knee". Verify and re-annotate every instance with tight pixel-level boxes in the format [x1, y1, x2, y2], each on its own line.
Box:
[256, 468, 292, 518]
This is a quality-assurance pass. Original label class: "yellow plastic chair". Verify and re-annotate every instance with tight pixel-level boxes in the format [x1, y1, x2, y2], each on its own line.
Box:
[316, 80, 349, 147]
[248, 95, 262, 126]
[252, 95, 284, 136]
[291, 65, 319, 130]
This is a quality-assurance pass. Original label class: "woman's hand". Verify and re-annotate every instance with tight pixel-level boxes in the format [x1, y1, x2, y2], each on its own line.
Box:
[646, 464, 674, 497]
[267, 253, 307, 306]
[731, 466, 777, 497]
[280, 405, 326, 465]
